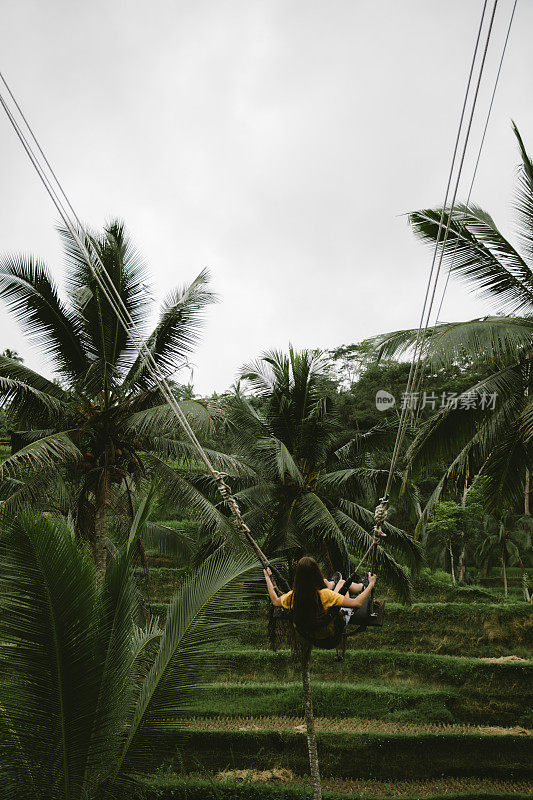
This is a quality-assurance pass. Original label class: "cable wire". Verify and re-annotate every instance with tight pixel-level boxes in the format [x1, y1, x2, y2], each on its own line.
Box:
[434, 0, 518, 325]
[383, 0, 500, 498]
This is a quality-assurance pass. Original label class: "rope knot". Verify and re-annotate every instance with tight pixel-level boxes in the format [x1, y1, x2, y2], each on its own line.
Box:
[212, 470, 251, 535]
[373, 499, 388, 527]
[372, 498, 388, 540]
[213, 471, 230, 496]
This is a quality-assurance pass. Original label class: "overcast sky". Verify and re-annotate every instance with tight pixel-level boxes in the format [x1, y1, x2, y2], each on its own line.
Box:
[1, 0, 531, 395]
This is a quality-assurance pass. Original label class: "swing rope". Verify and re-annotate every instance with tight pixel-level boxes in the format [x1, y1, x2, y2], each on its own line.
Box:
[383, 0, 502, 501]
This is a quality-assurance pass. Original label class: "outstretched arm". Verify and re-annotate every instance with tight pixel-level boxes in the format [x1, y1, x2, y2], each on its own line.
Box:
[341, 573, 376, 608]
[264, 568, 283, 607]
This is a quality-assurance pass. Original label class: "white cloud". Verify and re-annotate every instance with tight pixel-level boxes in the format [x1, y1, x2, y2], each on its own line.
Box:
[1, 0, 530, 393]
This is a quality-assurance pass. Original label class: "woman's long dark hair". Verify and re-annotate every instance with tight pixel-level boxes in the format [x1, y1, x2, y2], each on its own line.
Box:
[292, 556, 327, 629]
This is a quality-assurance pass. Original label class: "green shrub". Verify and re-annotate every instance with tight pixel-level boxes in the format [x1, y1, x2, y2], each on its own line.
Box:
[184, 669, 531, 726]
[187, 681, 457, 723]
[223, 647, 532, 689]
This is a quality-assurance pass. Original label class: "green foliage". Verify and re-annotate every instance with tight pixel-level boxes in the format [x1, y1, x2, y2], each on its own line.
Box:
[217, 647, 533, 695]
[185, 681, 457, 723]
[0, 510, 261, 799]
[425, 500, 484, 580]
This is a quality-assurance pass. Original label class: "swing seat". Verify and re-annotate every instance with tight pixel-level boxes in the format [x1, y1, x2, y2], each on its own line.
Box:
[292, 597, 386, 650]
[346, 596, 385, 630]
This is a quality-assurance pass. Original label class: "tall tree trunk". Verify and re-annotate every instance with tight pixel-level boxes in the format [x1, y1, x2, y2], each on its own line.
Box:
[449, 543, 456, 585]
[94, 467, 108, 573]
[414, 500, 423, 541]
[526, 369, 531, 516]
[518, 559, 531, 603]
[301, 643, 322, 800]
[459, 473, 468, 583]
[501, 532, 508, 598]
[458, 545, 466, 584]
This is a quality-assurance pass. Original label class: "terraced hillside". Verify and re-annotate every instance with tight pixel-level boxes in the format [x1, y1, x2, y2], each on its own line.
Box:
[135, 549, 533, 800]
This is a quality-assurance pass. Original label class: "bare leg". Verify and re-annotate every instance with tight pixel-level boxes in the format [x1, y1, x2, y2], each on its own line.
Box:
[333, 577, 363, 595]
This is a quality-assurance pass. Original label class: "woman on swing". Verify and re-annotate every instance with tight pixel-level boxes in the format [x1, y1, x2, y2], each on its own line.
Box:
[263, 555, 376, 640]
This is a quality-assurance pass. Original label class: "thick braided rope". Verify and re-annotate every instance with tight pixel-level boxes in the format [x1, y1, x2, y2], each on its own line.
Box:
[213, 471, 271, 567]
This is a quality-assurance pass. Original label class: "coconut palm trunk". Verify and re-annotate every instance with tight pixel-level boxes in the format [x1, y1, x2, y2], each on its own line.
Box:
[301, 643, 322, 800]
[94, 466, 108, 573]
[501, 530, 508, 598]
[458, 544, 466, 584]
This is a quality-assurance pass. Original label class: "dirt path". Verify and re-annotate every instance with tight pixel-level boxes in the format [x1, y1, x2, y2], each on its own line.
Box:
[179, 715, 530, 736]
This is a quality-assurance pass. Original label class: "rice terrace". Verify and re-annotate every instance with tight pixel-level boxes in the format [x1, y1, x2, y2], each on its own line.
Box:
[0, 2, 532, 800]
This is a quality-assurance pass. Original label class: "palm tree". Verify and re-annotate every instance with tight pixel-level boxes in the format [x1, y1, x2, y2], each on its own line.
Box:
[364, 125, 533, 516]
[225, 347, 421, 600]
[0, 506, 259, 799]
[477, 512, 532, 597]
[0, 221, 242, 570]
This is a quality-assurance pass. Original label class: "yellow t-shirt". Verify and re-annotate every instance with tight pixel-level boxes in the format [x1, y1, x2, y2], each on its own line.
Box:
[279, 587, 345, 612]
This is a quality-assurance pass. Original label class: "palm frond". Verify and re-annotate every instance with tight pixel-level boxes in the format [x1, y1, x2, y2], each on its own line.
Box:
[140, 522, 193, 561]
[408, 364, 525, 471]
[520, 395, 533, 442]
[143, 454, 238, 543]
[126, 486, 156, 556]
[125, 268, 216, 390]
[0, 468, 73, 514]
[0, 376, 67, 427]
[240, 350, 287, 398]
[117, 549, 260, 768]
[224, 395, 274, 452]
[0, 432, 82, 481]
[149, 437, 257, 479]
[82, 536, 143, 791]
[410, 204, 533, 314]
[480, 421, 529, 513]
[0, 253, 89, 379]
[292, 493, 349, 566]
[124, 399, 213, 438]
[0, 356, 68, 399]
[512, 122, 533, 266]
[252, 437, 305, 485]
[61, 220, 150, 378]
[362, 316, 533, 367]
[336, 498, 422, 572]
[0, 513, 100, 796]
